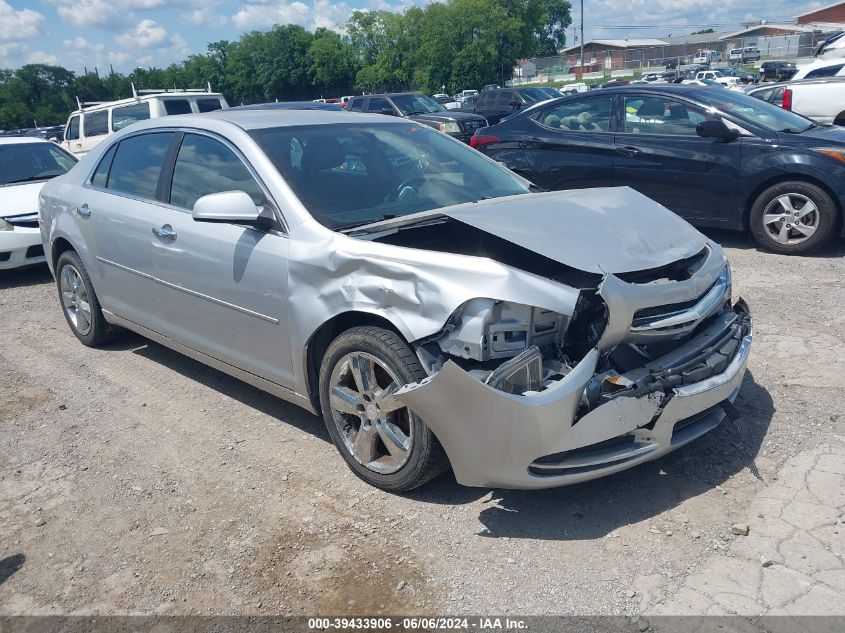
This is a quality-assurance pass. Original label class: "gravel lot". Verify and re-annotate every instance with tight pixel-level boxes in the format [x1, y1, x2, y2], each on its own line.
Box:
[1, 229, 844, 616]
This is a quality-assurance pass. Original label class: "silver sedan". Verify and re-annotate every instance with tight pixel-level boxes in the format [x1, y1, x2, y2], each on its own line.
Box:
[39, 110, 751, 491]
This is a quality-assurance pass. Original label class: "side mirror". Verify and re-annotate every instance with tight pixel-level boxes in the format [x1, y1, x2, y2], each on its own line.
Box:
[380, 107, 396, 116]
[696, 119, 739, 141]
[192, 190, 264, 226]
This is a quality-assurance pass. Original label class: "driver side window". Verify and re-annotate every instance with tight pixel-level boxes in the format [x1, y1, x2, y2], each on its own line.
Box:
[623, 96, 707, 136]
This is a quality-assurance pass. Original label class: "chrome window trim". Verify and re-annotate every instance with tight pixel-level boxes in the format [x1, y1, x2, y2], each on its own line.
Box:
[83, 126, 290, 234]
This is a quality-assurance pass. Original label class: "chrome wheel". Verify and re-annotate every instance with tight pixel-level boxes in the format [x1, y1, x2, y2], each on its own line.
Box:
[328, 352, 413, 475]
[60, 264, 92, 336]
[762, 193, 819, 245]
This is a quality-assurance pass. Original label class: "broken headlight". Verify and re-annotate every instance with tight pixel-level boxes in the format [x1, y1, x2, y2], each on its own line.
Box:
[436, 298, 567, 362]
[721, 262, 732, 306]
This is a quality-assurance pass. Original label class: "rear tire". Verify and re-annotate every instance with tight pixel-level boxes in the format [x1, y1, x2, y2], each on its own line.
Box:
[56, 250, 121, 346]
[749, 181, 838, 255]
[318, 326, 449, 492]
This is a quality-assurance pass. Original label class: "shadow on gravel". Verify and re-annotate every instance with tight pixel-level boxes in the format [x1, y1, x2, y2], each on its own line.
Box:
[0, 554, 25, 585]
[409, 370, 774, 541]
[0, 265, 52, 290]
[115, 333, 330, 442]
[700, 228, 845, 258]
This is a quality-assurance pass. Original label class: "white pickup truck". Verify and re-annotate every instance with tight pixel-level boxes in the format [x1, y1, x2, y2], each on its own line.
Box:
[747, 78, 845, 126]
[694, 70, 741, 86]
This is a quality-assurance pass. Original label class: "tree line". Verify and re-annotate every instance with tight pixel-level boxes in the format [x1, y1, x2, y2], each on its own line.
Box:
[0, 0, 570, 131]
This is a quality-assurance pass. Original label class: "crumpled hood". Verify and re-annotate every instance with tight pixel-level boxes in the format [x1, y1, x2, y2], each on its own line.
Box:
[444, 187, 708, 274]
[1, 182, 45, 218]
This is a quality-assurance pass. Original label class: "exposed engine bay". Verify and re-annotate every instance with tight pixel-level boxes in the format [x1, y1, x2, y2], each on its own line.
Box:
[370, 215, 748, 422]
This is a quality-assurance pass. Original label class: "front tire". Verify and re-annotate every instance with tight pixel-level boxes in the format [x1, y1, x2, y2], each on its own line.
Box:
[56, 250, 120, 346]
[749, 181, 838, 255]
[318, 326, 449, 492]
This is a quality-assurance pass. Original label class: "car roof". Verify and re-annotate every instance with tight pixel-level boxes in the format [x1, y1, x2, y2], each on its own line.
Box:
[123, 109, 392, 133]
[0, 136, 51, 145]
[363, 92, 423, 98]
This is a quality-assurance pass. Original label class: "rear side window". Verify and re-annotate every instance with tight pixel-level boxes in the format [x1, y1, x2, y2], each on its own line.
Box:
[83, 110, 109, 137]
[106, 133, 175, 200]
[111, 102, 150, 131]
[91, 144, 117, 188]
[496, 91, 515, 107]
[349, 98, 364, 112]
[804, 64, 845, 78]
[537, 96, 612, 132]
[163, 99, 192, 115]
[66, 116, 80, 141]
[196, 98, 223, 113]
[169, 133, 265, 209]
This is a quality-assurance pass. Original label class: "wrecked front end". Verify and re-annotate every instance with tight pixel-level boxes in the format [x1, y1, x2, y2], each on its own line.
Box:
[394, 243, 752, 489]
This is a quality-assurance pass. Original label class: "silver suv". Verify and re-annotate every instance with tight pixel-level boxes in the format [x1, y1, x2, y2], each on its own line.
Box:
[39, 110, 752, 491]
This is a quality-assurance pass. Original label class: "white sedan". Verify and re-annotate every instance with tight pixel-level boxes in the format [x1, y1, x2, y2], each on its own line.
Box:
[1, 137, 77, 270]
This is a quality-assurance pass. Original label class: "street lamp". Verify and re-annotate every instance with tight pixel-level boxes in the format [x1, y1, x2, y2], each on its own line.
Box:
[580, 0, 584, 77]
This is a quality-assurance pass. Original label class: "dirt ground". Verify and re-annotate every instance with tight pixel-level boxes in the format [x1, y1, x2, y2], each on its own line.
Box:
[1, 228, 844, 616]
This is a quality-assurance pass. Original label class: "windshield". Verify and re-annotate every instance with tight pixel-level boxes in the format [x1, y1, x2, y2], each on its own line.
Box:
[391, 94, 445, 116]
[695, 89, 816, 133]
[251, 123, 531, 230]
[518, 88, 553, 104]
[0, 141, 77, 186]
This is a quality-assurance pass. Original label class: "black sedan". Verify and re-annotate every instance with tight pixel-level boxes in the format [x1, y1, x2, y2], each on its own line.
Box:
[471, 84, 845, 254]
[348, 93, 487, 143]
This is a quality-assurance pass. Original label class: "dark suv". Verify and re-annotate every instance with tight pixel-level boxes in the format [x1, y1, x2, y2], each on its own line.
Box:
[762, 61, 797, 82]
[473, 88, 552, 125]
[348, 93, 487, 143]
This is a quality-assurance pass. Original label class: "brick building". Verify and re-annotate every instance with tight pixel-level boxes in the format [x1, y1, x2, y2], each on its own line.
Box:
[796, 1, 845, 25]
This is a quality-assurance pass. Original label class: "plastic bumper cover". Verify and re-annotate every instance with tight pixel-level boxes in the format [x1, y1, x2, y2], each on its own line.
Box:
[396, 300, 752, 489]
[0, 226, 46, 270]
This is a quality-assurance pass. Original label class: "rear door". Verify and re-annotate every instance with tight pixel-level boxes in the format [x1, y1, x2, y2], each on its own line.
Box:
[150, 132, 293, 386]
[612, 94, 742, 223]
[63, 115, 82, 155]
[518, 94, 617, 190]
[83, 131, 178, 327]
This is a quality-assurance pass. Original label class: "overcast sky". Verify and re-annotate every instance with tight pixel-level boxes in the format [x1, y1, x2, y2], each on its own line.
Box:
[0, 0, 831, 72]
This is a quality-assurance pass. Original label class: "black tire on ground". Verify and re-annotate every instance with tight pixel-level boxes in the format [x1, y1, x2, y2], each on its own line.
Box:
[318, 326, 449, 492]
[55, 250, 121, 347]
[749, 181, 839, 255]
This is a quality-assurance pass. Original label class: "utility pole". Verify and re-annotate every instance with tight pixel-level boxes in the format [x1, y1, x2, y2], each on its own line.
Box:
[580, 0, 584, 77]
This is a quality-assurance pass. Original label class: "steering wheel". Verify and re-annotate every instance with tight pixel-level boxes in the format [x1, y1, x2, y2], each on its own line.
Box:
[387, 176, 428, 203]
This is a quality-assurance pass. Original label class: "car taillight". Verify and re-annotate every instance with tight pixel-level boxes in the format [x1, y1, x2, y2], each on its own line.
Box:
[782, 88, 793, 111]
[470, 134, 501, 149]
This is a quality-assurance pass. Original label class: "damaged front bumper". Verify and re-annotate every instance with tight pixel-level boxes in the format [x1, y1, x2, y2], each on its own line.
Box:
[396, 300, 752, 489]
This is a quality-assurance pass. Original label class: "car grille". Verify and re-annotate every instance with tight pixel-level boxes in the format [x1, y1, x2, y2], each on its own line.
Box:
[26, 244, 44, 259]
[630, 274, 728, 334]
[462, 119, 485, 132]
[4, 213, 39, 229]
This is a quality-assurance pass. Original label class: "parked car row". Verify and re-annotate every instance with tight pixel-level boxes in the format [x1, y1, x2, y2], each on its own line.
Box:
[747, 77, 845, 126]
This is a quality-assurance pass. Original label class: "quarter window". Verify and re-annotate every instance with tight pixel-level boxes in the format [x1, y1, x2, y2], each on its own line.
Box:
[91, 144, 117, 188]
[169, 134, 265, 210]
[66, 116, 80, 141]
[106, 133, 175, 200]
[163, 99, 192, 115]
[623, 96, 706, 136]
[537, 97, 612, 132]
[111, 102, 151, 131]
[83, 110, 109, 137]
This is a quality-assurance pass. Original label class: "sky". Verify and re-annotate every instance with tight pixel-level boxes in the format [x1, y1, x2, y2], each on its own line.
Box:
[0, 0, 831, 73]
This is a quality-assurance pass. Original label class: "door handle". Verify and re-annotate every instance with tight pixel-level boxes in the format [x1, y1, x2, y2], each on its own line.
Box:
[75, 204, 91, 218]
[152, 224, 177, 242]
[616, 146, 642, 157]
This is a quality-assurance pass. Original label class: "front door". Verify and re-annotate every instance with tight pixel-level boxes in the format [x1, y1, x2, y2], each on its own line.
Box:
[150, 132, 293, 387]
[612, 94, 742, 223]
